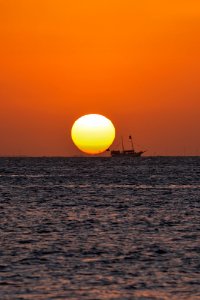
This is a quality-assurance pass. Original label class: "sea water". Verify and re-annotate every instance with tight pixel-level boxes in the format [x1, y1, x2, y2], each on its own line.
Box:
[0, 157, 200, 300]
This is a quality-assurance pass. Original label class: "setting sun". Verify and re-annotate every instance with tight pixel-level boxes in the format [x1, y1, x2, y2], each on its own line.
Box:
[71, 114, 115, 154]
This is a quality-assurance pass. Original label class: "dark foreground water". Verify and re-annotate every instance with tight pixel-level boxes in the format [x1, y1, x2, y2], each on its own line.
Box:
[0, 157, 200, 300]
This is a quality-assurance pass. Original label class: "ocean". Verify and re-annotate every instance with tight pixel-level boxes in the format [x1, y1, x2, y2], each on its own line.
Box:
[0, 157, 200, 300]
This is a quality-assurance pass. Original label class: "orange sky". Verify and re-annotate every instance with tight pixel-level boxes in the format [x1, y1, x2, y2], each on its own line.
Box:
[0, 0, 200, 156]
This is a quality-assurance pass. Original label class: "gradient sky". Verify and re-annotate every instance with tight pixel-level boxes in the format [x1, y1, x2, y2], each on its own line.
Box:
[0, 0, 200, 156]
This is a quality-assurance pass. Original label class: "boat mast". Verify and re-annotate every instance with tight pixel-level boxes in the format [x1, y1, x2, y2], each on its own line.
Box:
[129, 135, 135, 152]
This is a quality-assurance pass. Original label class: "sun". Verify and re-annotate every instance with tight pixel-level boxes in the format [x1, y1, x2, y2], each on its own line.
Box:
[71, 114, 115, 154]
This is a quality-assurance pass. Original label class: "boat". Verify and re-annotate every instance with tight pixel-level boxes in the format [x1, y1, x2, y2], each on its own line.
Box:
[108, 135, 145, 157]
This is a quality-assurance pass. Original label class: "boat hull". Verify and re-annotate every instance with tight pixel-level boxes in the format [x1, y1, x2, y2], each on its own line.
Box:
[111, 151, 144, 157]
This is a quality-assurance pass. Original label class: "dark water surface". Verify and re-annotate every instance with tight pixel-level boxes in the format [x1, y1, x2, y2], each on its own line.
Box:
[0, 157, 200, 300]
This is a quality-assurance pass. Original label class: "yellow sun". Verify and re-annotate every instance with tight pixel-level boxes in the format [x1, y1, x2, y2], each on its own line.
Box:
[71, 114, 115, 154]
